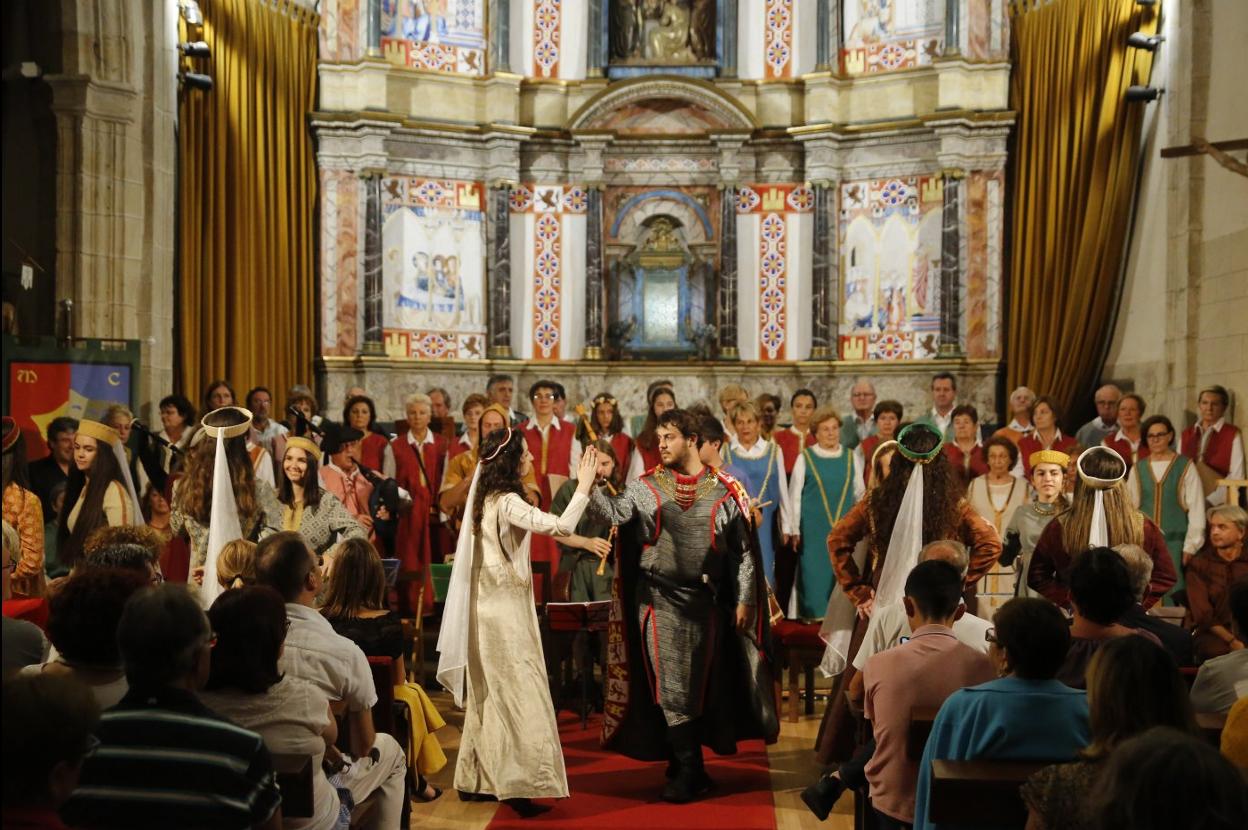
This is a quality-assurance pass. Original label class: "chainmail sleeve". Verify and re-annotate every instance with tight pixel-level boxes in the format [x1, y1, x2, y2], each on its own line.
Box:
[715, 494, 757, 607]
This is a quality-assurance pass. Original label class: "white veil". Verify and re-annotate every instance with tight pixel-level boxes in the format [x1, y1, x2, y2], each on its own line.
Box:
[1076, 445, 1127, 547]
[436, 463, 482, 708]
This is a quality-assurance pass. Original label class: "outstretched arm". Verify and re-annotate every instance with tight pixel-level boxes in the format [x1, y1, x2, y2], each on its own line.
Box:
[588, 478, 648, 526]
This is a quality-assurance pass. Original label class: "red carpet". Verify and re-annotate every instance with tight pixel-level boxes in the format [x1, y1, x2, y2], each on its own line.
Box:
[486, 711, 777, 830]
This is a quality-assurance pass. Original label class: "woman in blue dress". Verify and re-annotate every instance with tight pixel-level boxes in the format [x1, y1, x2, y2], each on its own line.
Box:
[722, 400, 793, 590]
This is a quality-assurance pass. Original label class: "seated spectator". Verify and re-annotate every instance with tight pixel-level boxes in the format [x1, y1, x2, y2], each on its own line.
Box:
[255, 532, 407, 825]
[862, 560, 996, 827]
[2, 521, 47, 677]
[913, 598, 1090, 830]
[23, 568, 147, 708]
[200, 587, 343, 830]
[2, 673, 101, 830]
[1058, 547, 1161, 689]
[216, 539, 257, 591]
[1022, 636, 1197, 830]
[61, 583, 283, 830]
[1089, 726, 1248, 830]
[1190, 578, 1248, 715]
[321, 536, 446, 801]
[80, 536, 164, 586]
[1114, 543, 1195, 667]
[1186, 505, 1248, 660]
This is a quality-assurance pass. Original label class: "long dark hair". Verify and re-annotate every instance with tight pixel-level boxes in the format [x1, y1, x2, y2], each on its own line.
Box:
[471, 427, 527, 533]
[172, 409, 260, 526]
[576, 393, 624, 445]
[636, 387, 677, 452]
[205, 586, 286, 694]
[867, 426, 961, 546]
[320, 537, 387, 619]
[57, 435, 128, 570]
[277, 444, 323, 509]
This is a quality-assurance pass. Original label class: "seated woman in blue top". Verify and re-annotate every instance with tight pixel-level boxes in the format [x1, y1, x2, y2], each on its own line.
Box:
[913, 597, 1091, 830]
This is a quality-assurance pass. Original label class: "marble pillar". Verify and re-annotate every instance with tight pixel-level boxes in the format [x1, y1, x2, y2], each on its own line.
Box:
[587, 0, 605, 77]
[490, 0, 510, 73]
[366, 0, 381, 57]
[939, 171, 964, 357]
[816, 0, 841, 70]
[944, 0, 961, 56]
[723, 0, 739, 78]
[718, 187, 739, 360]
[360, 171, 384, 354]
[810, 183, 837, 359]
[584, 188, 605, 359]
[488, 184, 513, 359]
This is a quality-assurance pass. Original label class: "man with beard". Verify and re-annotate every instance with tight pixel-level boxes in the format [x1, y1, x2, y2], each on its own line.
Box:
[588, 408, 777, 803]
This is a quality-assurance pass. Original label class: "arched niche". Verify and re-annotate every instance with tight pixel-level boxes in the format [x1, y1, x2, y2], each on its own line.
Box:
[568, 75, 757, 134]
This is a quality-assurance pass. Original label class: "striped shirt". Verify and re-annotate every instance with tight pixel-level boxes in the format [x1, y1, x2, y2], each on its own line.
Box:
[61, 686, 281, 829]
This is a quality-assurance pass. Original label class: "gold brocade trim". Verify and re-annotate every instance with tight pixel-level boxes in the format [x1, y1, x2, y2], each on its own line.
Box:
[649, 467, 719, 506]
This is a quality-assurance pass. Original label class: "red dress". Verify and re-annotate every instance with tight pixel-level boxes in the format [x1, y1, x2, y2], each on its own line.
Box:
[1028, 517, 1176, 609]
[606, 432, 634, 487]
[773, 427, 816, 475]
[360, 432, 391, 473]
[522, 419, 576, 573]
[943, 443, 989, 488]
[390, 432, 448, 615]
[1181, 421, 1241, 477]
[1018, 431, 1080, 476]
[1101, 430, 1149, 471]
[635, 441, 662, 473]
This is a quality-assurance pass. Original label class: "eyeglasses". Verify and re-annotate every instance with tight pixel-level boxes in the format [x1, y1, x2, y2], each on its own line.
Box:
[531, 393, 557, 401]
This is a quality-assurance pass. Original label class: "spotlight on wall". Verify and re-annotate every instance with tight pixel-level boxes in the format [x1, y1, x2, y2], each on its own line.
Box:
[180, 72, 214, 92]
[1127, 32, 1165, 51]
[178, 41, 211, 59]
[1125, 85, 1162, 103]
[179, 0, 204, 26]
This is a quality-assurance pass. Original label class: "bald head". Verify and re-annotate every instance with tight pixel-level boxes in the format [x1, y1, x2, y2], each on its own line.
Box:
[1095, 384, 1123, 424]
[919, 539, 970, 579]
[850, 379, 877, 417]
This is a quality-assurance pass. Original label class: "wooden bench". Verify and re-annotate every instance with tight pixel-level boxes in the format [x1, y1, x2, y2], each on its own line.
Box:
[271, 752, 314, 819]
[929, 759, 1052, 825]
[908, 706, 938, 761]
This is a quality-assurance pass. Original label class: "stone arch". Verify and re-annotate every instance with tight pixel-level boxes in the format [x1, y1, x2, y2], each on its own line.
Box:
[568, 75, 757, 134]
[611, 189, 714, 246]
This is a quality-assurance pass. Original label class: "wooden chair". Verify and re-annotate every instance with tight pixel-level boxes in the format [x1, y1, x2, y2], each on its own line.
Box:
[1216, 478, 1248, 506]
[929, 759, 1052, 825]
[772, 620, 825, 722]
[395, 571, 425, 685]
[271, 752, 314, 819]
[336, 656, 411, 829]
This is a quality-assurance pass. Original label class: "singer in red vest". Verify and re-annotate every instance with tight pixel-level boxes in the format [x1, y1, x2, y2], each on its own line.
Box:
[1181, 385, 1245, 506]
[391, 393, 447, 615]
[521, 380, 581, 574]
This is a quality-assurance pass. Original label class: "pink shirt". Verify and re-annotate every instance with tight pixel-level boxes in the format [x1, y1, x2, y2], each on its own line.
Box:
[863, 624, 996, 823]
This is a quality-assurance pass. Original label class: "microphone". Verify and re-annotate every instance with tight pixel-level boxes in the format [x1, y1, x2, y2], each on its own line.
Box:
[131, 420, 182, 455]
[287, 405, 324, 436]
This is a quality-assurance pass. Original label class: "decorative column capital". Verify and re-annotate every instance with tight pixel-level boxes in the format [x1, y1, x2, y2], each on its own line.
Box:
[941, 167, 967, 181]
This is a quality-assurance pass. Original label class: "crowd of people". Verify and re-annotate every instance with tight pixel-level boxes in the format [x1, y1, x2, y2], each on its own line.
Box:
[2, 372, 1246, 828]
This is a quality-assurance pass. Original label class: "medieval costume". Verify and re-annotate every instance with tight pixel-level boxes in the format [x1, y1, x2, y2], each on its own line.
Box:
[1181, 417, 1245, 506]
[391, 427, 447, 615]
[944, 441, 988, 488]
[1127, 453, 1205, 602]
[788, 445, 864, 620]
[815, 424, 1000, 764]
[2, 418, 45, 598]
[588, 465, 778, 801]
[1003, 499, 1066, 599]
[722, 436, 793, 589]
[1018, 429, 1079, 477]
[521, 416, 581, 574]
[774, 425, 816, 476]
[277, 437, 368, 557]
[967, 473, 1027, 536]
[1102, 427, 1148, 470]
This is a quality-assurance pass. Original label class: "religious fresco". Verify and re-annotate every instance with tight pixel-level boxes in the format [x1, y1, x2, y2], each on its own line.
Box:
[838, 176, 943, 360]
[380, 0, 487, 75]
[840, 0, 944, 75]
[381, 178, 487, 360]
[609, 0, 717, 65]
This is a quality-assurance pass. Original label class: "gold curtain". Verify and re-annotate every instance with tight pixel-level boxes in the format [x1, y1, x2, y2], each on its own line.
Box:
[178, 0, 318, 408]
[1006, 0, 1158, 422]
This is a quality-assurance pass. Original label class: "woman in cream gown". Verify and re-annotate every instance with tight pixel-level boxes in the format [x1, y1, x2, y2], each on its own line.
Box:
[437, 425, 600, 817]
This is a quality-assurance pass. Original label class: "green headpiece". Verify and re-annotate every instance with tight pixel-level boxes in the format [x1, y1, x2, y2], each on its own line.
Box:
[896, 423, 944, 464]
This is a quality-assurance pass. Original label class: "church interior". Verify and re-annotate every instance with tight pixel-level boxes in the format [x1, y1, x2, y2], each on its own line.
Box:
[2, 1, 1246, 829]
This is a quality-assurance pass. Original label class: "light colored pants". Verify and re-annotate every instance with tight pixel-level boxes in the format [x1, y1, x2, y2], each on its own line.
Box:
[341, 733, 407, 830]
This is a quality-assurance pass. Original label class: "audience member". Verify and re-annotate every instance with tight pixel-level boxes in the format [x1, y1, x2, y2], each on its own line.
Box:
[390, 392, 447, 616]
[1181, 385, 1245, 507]
[1190, 577, 1248, 714]
[254, 532, 407, 825]
[859, 400, 903, 488]
[1017, 396, 1079, 477]
[841, 379, 878, 450]
[83, 524, 165, 579]
[914, 372, 961, 441]
[912, 598, 1090, 830]
[943, 404, 987, 488]
[61, 583, 283, 830]
[1114, 543, 1195, 667]
[1186, 505, 1248, 660]
[215, 539, 257, 591]
[1089, 727, 1248, 830]
[26, 568, 147, 707]
[2, 521, 47, 676]
[1057, 547, 1160, 689]
[1, 673, 100, 830]
[1102, 393, 1148, 469]
[966, 436, 1025, 536]
[29, 416, 77, 519]
[200, 586, 343, 830]
[1074, 384, 1121, 449]
[1221, 697, 1248, 772]
[1022, 636, 1198, 830]
[773, 388, 817, 475]
[3, 417, 45, 598]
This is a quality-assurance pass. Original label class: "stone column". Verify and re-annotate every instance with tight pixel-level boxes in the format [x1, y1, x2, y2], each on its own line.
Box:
[490, 0, 511, 72]
[366, 0, 382, 57]
[584, 188, 606, 359]
[944, 0, 961, 56]
[487, 184, 513, 359]
[718, 187, 739, 360]
[359, 171, 385, 354]
[810, 183, 837, 359]
[722, 0, 739, 78]
[587, 0, 605, 77]
[938, 170, 964, 357]
[816, 0, 833, 70]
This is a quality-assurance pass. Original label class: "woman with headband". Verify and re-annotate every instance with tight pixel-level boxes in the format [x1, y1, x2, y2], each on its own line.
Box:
[172, 407, 283, 578]
[57, 419, 144, 573]
[277, 436, 367, 566]
[1028, 446, 1177, 609]
[628, 385, 677, 482]
[438, 427, 599, 816]
[575, 393, 633, 491]
[814, 422, 1001, 765]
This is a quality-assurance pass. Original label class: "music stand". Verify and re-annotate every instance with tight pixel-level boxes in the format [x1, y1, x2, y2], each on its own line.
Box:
[546, 600, 612, 729]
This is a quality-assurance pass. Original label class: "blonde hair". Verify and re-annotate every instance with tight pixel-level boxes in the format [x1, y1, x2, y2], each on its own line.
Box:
[216, 539, 257, 590]
[1208, 504, 1248, 533]
[1062, 478, 1144, 552]
[730, 400, 760, 425]
[404, 393, 432, 410]
[103, 404, 134, 429]
[810, 406, 842, 431]
[718, 384, 749, 406]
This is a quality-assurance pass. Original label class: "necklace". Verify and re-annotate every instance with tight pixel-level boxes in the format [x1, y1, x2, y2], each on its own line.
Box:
[651, 466, 718, 507]
[984, 477, 1017, 532]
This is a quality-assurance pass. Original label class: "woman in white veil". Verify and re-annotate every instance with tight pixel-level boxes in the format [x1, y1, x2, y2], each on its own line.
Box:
[436, 425, 599, 817]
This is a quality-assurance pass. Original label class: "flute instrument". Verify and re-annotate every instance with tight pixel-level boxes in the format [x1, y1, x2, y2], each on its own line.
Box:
[597, 525, 618, 576]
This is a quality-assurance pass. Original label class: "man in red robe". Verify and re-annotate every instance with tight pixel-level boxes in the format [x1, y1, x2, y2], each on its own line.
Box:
[521, 380, 581, 574]
[391, 393, 447, 616]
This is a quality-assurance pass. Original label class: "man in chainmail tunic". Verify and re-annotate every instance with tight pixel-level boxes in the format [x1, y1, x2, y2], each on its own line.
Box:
[589, 408, 777, 803]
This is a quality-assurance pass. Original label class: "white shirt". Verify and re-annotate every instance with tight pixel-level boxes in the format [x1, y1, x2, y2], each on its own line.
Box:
[1196, 418, 1247, 506]
[788, 444, 866, 532]
[279, 603, 376, 712]
[523, 416, 583, 476]
[1189, 650, 1248, 715]
[1006, 418, 1034, 435]
[725, 437, 795, 535]
[252, 419, 289, 453]
[927, 407, 954, 436]
[852, 601, 993, 671]
[1126, 456, 1207, 554]
[845, 412, 875, 443]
